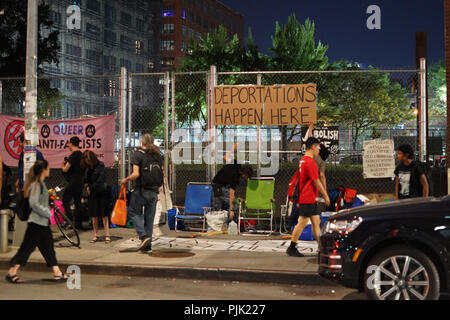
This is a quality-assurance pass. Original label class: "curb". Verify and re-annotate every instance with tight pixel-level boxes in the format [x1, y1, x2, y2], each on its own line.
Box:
[0, 259, 327, 286]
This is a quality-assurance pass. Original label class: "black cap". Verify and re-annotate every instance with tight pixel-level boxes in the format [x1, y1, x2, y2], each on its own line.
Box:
[69, 136, 81, 147]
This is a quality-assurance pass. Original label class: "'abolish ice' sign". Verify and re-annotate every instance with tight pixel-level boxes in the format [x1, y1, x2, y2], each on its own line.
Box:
[301, 126, 339, 154]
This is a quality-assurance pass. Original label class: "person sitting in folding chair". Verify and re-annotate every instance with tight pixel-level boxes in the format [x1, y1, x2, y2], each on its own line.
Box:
[212, 142, 253, 224]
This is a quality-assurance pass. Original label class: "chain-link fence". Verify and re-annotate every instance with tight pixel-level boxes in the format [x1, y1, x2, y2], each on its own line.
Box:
[0, 74, 122, 189]
[1, 68, 446, 224]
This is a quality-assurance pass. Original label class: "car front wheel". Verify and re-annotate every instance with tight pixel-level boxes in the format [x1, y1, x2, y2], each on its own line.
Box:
[363, 245, 440, 300]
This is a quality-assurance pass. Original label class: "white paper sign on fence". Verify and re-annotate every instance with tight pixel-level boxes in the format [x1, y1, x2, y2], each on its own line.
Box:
[363, 139, 395, 179]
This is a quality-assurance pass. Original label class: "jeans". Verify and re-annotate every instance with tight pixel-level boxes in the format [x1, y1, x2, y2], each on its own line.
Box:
[213, 187, 237, 222]
[127, 189, 158, 241]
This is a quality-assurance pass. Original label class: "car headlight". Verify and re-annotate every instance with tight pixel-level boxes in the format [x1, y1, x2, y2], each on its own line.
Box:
[323, 217, 363, 235]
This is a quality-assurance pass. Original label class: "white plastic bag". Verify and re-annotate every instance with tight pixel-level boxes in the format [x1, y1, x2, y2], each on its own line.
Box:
[228, 221, 238, 235]
[205, 210, 228, 232]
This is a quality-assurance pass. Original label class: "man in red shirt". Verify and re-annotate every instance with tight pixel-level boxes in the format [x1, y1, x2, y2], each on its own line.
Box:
[287, 137, 330, 257]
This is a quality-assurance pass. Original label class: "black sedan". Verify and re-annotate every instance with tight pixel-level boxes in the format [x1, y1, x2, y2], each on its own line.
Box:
[319, 196, 450, 300]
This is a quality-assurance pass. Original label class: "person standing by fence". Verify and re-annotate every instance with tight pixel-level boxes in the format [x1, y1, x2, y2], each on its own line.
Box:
[82, 150, 111, 244]
[61, 136, 85, 229]
[120, 134, 164, 253]
[6, 160, 68, 283]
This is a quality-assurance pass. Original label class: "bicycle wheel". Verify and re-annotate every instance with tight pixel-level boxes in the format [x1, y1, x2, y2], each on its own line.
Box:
[54, 207, 80, 247]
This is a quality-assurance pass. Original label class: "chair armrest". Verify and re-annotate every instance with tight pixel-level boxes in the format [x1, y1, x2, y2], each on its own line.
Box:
[173, 205, 184, 209]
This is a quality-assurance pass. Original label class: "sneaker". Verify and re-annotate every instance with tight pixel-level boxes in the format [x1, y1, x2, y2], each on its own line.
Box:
[137, 237, 151, 251]
[286, 246, 305, 257]
[141, 244, 152, 253]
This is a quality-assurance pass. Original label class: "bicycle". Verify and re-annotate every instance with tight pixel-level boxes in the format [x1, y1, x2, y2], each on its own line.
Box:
[48, 186, 80, 248]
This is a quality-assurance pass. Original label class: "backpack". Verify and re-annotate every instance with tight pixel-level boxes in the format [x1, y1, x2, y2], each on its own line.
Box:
[16, 182, 44, 222]
[416, 161, 433, 197]
[139, 149, 163, 190]
[287, 170, 300, 202]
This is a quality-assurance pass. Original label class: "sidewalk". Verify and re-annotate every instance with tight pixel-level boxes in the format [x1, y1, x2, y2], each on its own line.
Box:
[0, 227, 325, 285]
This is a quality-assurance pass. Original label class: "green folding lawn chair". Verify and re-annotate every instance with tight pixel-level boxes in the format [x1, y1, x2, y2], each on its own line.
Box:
[237, 177, 275, 236]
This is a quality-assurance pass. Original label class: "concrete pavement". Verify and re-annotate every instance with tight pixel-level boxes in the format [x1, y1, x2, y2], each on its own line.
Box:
[0, 226, 324, 286]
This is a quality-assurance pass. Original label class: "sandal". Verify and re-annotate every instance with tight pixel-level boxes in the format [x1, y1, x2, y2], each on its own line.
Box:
[105, 236, 111, 244]
[5, 274, 24, 284]
[90, 236, 99, 243]
[53, 273, 69, 282]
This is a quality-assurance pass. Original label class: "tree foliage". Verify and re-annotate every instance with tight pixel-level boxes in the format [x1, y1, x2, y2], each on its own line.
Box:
[428, 60, 446, 117]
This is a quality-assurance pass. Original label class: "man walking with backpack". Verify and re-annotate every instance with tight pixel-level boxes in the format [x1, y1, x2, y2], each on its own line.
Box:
[286, 137, 330, 257]
[121, 134, 163, 253]
[395, 144, 429, 200]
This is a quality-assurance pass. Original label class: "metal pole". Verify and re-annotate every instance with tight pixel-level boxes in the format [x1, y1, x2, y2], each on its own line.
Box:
[171, 72, 176, 198]
[209, 66, 217, 181]
[24, 0, 38, 179]
[128, 75, 132, 179]
[0, 210, 10, 253]
[120, 67, 127, 180]
[164, 72, 170, 174]
[419, 58, 427, 162]
[257, 73, 262, 177]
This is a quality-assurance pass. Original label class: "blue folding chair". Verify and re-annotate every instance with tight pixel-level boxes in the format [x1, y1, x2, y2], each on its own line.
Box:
[174, 183, 213, 232]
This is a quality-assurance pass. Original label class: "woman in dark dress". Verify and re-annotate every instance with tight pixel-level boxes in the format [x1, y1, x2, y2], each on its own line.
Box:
[82, 151, 111, 244]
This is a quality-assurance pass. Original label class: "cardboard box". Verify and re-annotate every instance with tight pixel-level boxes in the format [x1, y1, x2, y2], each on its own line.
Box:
[363, 193, 396, 205]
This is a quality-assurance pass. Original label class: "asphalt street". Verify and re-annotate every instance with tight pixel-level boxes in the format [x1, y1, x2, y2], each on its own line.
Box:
[0, 270, 364, 300]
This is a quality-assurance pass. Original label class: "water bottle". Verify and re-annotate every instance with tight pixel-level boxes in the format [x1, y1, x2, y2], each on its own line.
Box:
[228, 221, 238, 235]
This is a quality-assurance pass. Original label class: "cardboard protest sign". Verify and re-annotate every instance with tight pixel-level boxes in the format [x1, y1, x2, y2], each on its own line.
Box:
[213, 84, 317, 126]
[363, 139, 395, 178]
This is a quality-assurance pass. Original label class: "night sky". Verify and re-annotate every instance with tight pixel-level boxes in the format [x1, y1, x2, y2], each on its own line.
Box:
[220, 0, 444, 69]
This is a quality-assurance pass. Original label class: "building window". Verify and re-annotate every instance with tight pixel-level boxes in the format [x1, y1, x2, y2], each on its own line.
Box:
[188, 28, 194, 38]
[120, 35, 133, 49]
[136, 19, 145, 32]
[65, 44, 82, 57]
[162, 7, 174, 17]
[161, 40, 174, 51]
[104, 30, 117, 45]
[86, 23, 100, 37]
[87, 0, 100, 13]
[104, 4, 117, 22]
[120, 11, 132, 27]
[134, 87, 143, 101]
[104, 56, 117, 71]
[181, 42, 187, 52]
[162, 24, 174, 34]
[49, 10, 62, 25]
[161, 57, 175, 66]
[66, 80, 82, 92]
[181, 25, 187, 37]
[148, 61, 154, 70]
[196, 15, 202, 26]
[196, 32, 202, 40]
[86, 49, 100, 63]
[136, 40, 144, 55]
[50, 79, 61, 89]
[135, 63, 144, 73]
[181, 9, 186, 20]
[85, 83, 99, 94]
[120, 58, 132, 70]
[203, 19, 208, 29]
[104, 79, 118, 97]
[189, 12, 194, 23]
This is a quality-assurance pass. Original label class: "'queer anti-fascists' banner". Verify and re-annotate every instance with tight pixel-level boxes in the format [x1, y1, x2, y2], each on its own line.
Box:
[213, 84, 317, 125]
[0, 115, 115, 168]
[363, 139, 395, 179]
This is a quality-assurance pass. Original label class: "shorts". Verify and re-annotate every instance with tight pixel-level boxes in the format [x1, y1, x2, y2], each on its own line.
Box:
[298, 203, 319, 218]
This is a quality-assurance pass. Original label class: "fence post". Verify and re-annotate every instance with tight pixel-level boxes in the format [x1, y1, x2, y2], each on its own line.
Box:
[164, 72, 170, 181]
[0, 209, 10, 253]
[208, 66, 217, 181]
[170, 72, 176, 199]
[128, 74, 132, 181]
[419, 58, 427, 162]
[257, 73, 262, 177]
[120, 67, 127, 180]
